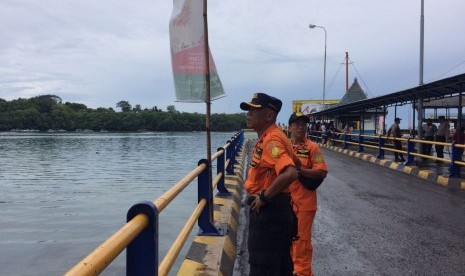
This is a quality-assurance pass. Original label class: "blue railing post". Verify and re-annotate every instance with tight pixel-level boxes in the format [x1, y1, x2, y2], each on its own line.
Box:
[449, 142, 461, 177]
[405, 138, 415, 165]
[238, 130, 244, 149]
[216, 147, 231, 196]
[126, 201, 158, 276]
[226, 131, 243, 175]
[197, 159, 224, 236]
[377, 136, 385, 159]
[226, 139, 236, 175]
[343, 134, 348, 149]
[358, 135, 364, 152]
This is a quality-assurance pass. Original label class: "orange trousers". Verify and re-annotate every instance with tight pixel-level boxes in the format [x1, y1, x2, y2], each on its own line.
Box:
[291, 210, 316, 276]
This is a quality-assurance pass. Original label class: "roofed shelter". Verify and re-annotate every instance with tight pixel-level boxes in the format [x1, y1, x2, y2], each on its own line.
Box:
[311, 73, 465, 136]
[317, 77, 387, 134]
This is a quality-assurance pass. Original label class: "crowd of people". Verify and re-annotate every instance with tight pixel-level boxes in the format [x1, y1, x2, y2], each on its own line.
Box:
[385, 115, 464, 162]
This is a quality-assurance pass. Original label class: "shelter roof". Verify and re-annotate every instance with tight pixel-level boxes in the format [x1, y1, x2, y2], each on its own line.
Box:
[315, 73, 465, 117]
[416, 95, 465, 108]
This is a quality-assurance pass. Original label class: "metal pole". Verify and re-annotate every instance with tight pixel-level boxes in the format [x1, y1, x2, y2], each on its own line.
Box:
[309, 24, 327, 107]
[345, 52, 349, 94]
[417, 0, 424, 141]
[419, 0, 424, 86]
[203, 0, 213, 219]
[323, 27, 327, 107]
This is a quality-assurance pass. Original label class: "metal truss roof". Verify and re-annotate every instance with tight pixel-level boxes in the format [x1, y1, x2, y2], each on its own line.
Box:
[313, 73, 465, 117]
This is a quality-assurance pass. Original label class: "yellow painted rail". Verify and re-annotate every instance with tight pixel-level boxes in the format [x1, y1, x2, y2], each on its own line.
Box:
[65, 131, 244, 275]
[309, 130, 465, 177]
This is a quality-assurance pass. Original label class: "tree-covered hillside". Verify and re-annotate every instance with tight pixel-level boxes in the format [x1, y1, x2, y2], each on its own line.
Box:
[0, 95, 247, 132]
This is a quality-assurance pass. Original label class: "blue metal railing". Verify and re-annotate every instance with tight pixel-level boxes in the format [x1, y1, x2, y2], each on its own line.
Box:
[309, 131, 465, 178]
[66, 130, 244, 276]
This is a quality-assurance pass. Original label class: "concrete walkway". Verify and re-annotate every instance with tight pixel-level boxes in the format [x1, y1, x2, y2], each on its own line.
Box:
[233, 140, 465, 276]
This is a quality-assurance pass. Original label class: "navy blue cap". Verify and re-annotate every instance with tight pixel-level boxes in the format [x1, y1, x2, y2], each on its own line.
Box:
[240, 93, 282, 113]
[289, 112, 310, 125]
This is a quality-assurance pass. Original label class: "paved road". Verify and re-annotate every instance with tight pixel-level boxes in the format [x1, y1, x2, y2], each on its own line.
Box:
[313, 148, 465, 275]
[234, 146, 465, 276]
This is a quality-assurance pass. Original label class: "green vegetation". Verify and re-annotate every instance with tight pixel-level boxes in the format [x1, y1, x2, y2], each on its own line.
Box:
[0, 95, 247, 132]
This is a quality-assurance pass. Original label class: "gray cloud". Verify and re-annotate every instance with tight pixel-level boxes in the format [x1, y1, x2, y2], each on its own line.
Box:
[0, 0, 464, 123]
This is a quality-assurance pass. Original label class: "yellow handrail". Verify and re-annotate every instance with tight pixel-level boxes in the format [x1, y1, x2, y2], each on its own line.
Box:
[158, 199, 207, 276]
[65, 136, 239, 275]
[318, 132, 465, 165]
[65, 213, 149, 276]
[155, 163, 207, 212]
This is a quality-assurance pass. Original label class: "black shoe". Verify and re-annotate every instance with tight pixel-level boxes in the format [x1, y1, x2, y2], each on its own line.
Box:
[394, 158, 401, 162]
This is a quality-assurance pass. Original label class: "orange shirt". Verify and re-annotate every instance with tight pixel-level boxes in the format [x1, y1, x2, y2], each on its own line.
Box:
[290, 139, 328, 211]
[245, 124, 295, 195]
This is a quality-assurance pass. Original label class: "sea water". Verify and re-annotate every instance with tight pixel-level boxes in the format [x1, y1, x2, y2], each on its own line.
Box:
[0, 131, 234, 275]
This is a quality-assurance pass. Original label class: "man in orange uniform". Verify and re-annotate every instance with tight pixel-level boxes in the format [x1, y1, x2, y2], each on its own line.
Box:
[288, 113, 328, 276]
[240, 93, 299, 276]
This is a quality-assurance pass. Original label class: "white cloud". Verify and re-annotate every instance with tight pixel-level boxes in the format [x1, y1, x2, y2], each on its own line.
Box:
[0, 0, 464, 123]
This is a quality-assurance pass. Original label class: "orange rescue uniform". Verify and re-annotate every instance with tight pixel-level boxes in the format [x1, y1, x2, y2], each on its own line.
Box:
[246, 124, 296, 275]
[290, 139, 328, 276]
[245, 124, 295, 195]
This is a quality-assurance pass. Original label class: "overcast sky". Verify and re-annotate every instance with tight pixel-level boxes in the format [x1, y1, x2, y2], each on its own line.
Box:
[1, 0, 464, 125]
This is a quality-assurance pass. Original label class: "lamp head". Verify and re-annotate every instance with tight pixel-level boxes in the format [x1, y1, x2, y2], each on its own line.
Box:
[309, 24, 316, 28]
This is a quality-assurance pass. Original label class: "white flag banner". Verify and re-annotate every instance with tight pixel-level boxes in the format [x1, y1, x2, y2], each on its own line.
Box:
[169, 0, 226, 102]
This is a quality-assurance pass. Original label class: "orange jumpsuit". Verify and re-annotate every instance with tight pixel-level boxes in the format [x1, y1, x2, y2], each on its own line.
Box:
[245, 124, 294, 195]
[245, 124, 296, 276]
[290, 139, 327, 276]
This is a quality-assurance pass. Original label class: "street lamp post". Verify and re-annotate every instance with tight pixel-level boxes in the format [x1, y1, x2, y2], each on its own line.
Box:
[309, 24, 327, 107]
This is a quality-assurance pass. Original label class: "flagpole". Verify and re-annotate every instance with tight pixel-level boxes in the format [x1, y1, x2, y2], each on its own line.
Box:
[203, 0, 213, 195]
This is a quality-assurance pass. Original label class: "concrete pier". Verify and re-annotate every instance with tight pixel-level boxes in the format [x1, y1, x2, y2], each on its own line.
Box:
[178, 141, 250, 276]
[181, 138, 465, 275]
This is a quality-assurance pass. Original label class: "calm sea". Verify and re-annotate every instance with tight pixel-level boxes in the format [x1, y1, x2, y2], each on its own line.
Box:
[0, 131, 236, 275]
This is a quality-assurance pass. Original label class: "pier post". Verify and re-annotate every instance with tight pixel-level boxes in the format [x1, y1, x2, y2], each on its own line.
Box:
[226, 139, 235, 175]
[358, 135, 364, 152]
[198, 159, 223, 236]
[377, 135, 385, 159]
[126, 201, 158, 276]
[216, 147, 231, 196]
[405, 138, 415, 165]
[449, 142, 461, 177]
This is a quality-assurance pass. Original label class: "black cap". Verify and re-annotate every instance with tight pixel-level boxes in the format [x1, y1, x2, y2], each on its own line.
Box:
[240, 93, 282, 113]
[395, 117, 402, 121]
[288, 112, 310, 125]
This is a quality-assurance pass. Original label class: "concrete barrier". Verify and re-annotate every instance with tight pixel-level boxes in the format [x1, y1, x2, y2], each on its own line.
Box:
[178, 141, 248, 276]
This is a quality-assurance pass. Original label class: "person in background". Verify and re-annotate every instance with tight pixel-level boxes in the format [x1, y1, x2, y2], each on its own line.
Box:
[288, 113, 328, 276]
[387, 117, 406, 162]
[343, 122, 353, 134]
[422, 118, 437, 155]
[452, 126, 465, 160]
[240, 92, 298, 276]
[435, 116, 450, 160]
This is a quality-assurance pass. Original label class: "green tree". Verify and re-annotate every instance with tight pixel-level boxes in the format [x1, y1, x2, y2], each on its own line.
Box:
[133, 104, 142, 113]
[167, 105, 177, 113]
[116, 101, 132, 112]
